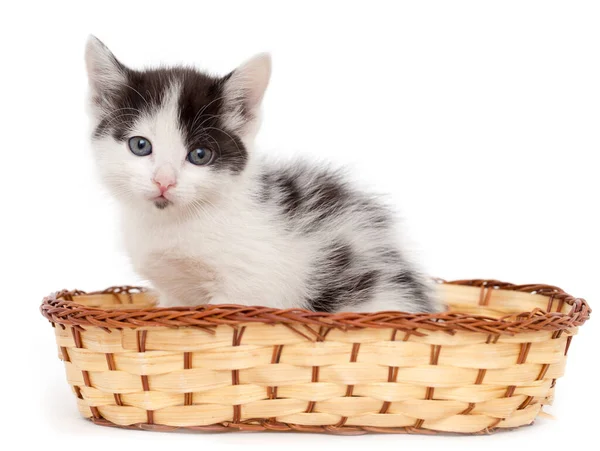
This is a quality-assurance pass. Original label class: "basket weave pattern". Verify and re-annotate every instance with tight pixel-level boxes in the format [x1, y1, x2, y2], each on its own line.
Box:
[41, 280, 590, 434]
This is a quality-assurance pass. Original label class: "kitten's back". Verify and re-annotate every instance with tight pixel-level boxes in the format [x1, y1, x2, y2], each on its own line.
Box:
[255, 159, 441, 313]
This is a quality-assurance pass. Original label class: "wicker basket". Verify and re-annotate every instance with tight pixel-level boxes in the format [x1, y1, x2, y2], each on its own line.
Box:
[40, 279, 590, 435]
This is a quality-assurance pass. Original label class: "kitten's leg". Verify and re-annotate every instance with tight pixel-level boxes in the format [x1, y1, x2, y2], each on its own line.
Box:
[151, 290, 181, 307]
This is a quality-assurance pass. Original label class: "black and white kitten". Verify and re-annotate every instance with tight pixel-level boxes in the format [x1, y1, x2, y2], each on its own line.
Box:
[85, 36, 443, 313]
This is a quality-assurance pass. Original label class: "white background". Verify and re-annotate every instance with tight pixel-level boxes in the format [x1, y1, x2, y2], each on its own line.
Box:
[1, 0, 598, 449]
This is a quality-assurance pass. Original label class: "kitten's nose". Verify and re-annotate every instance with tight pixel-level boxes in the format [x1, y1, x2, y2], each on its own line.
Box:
[153, 165, 177, 194]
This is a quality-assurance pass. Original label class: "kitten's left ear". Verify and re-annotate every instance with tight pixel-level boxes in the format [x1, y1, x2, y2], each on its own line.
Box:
[222, 53, 271, 133]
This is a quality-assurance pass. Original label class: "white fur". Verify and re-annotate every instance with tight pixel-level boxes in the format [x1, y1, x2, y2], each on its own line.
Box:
[90, 77, 315, 309]
[85, 39, 441, 313]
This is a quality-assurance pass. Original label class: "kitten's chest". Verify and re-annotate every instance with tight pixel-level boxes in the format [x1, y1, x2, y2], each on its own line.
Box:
[125, 220, 212, 270]
[124, 213, 266, 273]
[126, 225, 220, 304]
[121, 210, 314, 307]
[142, 250, 218, 304]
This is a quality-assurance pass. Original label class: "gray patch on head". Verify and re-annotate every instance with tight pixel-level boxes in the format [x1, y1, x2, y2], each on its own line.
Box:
[93, 65, 248, 174]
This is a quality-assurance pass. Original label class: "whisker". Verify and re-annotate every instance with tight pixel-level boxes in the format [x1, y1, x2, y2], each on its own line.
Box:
[189, 113, 223, 136]
[189, 95, 229, 132]
[99, 113, 139, 131]
[122, 84, 151, 110]
[102, 107, 143, 117]
[200, 126, 245, 159]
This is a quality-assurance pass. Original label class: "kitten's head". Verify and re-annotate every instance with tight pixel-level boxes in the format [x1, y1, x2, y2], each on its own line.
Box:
[85, 36, 270, 213]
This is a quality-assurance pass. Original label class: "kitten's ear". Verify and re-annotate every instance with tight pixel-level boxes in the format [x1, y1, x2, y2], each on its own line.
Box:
[222, 53, 271, 134]
[85, 35, 126, 101]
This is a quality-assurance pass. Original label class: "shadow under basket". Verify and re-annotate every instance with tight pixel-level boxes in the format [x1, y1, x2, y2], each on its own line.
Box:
[40, 279, 591, 435]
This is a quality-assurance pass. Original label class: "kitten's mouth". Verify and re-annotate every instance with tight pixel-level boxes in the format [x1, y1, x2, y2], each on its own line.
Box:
[153, 196, 172, 210]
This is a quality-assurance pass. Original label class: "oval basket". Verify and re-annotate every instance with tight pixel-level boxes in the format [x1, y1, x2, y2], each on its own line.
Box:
[40, 279, 590, 435]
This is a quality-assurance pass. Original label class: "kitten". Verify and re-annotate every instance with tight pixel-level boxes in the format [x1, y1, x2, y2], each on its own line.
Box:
[84, 36, 443, 313]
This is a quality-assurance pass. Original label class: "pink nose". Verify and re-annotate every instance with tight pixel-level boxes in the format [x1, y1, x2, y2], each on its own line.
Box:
[153, 178, 176, 194]
[153, 165, 177, 195]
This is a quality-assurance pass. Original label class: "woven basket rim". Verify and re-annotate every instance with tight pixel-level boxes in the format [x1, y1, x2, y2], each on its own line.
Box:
[40, 279, 590, 335]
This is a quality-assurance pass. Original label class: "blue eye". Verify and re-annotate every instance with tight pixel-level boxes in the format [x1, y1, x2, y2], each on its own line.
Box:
[128, 136, 152, 156]
[187, 147, 213, 166]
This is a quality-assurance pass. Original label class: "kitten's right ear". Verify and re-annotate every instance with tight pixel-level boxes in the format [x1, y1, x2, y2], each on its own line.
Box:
[85, 35, 126, 98]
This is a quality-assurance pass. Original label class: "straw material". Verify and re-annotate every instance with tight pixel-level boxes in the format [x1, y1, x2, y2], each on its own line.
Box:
[41, 279, 590, 434]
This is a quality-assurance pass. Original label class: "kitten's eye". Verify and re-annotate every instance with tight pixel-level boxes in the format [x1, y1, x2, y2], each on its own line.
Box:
[187, 148, 214, 166]
[128, 136, 152, 156]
